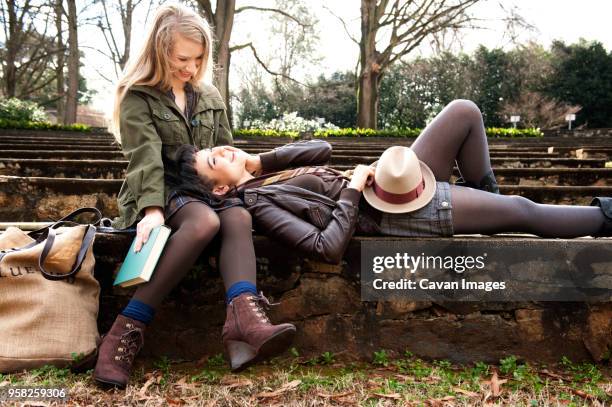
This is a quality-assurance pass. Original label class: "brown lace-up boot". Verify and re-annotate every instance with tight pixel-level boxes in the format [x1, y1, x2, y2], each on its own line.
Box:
[222, 292, 296, 372]
[93, 315, 146, 389]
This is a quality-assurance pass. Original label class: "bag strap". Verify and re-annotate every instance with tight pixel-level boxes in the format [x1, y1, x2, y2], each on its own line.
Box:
[28, 207, 102, 238]
[0, 207, 100, 280]
[37, 223, 96, 281]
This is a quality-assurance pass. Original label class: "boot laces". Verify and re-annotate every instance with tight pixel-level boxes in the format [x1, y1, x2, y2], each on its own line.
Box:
[248, 292, 279, 323]
[116, 326, 144, 365]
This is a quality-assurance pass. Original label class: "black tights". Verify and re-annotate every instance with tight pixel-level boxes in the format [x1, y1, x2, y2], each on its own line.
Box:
[133, 204, 256, 309]
[411, 99, 605, 237]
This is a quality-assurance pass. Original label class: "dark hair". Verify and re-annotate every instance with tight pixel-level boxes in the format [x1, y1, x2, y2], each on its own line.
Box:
[165, 144, 220, 203]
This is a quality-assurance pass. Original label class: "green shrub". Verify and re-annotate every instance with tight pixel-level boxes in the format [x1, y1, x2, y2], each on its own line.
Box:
[233, 128, 298, 138]
[0, 118, 91, 132]
[234, 127, 543, 138]
[0, 98, 47, 122]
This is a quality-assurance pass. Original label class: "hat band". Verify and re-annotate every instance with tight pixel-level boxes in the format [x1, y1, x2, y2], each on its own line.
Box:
[372, 178, 425, 205]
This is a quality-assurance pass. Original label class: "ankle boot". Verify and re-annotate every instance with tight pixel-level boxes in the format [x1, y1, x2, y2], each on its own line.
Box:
[590, 197, 612, 237]
[455, 170, 500, 194]
[222, 292, 296, 372]
[93, 315, 146, 389]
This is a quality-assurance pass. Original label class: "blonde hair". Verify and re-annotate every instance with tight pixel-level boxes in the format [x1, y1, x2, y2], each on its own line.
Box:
[111, 3, 214, 141]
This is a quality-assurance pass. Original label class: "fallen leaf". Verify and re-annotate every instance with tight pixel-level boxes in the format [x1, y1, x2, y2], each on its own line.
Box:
[539, 369, 569, 381]
[219, 376, 253, 389]
[166, 397, 183, 406]
[138, 375, 158, 397]
[316, 390, 355, 399]
[394, 374, 413, 381]
[256, 379, 301, 399]
[452, 386, 479, 398]
[566, 387, 598, 401]
[372, 392, 401, 400]
[485, 371, 507, 397]
[425, 395, 455, 406]
[422, 375, 442, 384]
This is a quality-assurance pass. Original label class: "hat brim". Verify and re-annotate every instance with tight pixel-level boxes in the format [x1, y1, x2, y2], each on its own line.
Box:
[362, 161, 437, 214]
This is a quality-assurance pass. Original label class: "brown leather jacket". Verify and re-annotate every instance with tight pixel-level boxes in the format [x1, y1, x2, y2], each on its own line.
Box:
[240, 140, 363, 264]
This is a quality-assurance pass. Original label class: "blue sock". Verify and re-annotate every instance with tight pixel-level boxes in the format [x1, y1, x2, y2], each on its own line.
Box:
[121, 299, 156, 325]
[226, 281, 258, 304]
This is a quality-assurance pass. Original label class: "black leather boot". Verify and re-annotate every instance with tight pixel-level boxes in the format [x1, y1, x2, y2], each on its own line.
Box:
[455, 170, 500, 194]
[590, 197, 612, 237]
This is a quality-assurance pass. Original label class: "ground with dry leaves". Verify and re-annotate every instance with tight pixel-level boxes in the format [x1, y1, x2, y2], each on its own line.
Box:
[0, 351, 610, 406]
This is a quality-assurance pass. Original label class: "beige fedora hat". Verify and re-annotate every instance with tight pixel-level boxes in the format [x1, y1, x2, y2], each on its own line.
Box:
[363, 146, 437, 213]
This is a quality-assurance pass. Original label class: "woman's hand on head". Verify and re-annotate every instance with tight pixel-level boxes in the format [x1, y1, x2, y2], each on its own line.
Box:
[348, 164, 375, 192]
[134, 206, 165, 252]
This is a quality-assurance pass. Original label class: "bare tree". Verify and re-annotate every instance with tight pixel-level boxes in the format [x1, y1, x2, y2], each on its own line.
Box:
[55, 0, 65, 122]
[501, 92, 581, 130]
[95, 0, 146, 77]
[64, 0, 78, 123]
[356, 0, 481, 129]
[193, 0, 312, 126]
[268, 0, 320, 81]
[0, 0, 62, 98]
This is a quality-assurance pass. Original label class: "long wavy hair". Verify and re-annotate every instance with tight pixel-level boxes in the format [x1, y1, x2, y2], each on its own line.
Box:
[165, 144, 220, 204]
[111, 3, 215, 142]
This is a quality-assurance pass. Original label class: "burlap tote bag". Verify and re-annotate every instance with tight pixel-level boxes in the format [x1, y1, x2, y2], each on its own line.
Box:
[0, 208, 101, 373]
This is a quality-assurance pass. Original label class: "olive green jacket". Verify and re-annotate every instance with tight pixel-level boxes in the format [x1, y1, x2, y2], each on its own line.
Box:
[112, 83, 233, 230]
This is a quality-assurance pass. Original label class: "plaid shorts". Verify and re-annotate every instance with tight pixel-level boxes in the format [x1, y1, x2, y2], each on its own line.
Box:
[377, 181, 454, 237]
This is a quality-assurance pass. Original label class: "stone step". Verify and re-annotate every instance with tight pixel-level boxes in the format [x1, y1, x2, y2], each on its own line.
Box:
[0, 150, 606, 169]
[0, 159, 128, 178]
[0, 227, 609, 363]
[243, 147, 568, 158]
[234, 135, 612, 146]
[0, 129, 114, 140]
[237, 139, 611, 149]
[239, 142, 612, 155]
[3, 143, 607, 160]
[0, 137, 117, 146]
[0, 150, 124, 159]
[1, 158, 609, 186]
[1, 175, 610, 221]
[329, 155, 608, 168]
[0, 143, 121, 151]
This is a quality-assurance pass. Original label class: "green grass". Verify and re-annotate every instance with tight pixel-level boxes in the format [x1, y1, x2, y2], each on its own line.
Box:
[0, 353, 608, 406]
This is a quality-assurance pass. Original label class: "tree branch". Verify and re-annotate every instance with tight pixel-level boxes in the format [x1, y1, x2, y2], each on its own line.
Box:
[234, 6, 312, 28]
[322, 5, 359, 45]
[234, 43, 310, 88]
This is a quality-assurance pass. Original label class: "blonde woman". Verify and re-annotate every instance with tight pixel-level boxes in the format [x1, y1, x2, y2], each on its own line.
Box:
[94, 4, 295, 388]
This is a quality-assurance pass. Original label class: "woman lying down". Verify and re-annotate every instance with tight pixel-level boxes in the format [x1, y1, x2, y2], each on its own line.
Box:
[166, 103, 611, 264]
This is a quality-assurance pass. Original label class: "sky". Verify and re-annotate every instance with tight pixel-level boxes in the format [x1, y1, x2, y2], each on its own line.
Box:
[81, 0, 612, 115]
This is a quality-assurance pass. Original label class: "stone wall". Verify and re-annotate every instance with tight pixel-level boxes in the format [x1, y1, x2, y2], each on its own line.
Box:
[94, 234, 612, 365]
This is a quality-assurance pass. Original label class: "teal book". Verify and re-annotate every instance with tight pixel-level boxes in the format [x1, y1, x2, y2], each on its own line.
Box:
[114, 225, 172, 287]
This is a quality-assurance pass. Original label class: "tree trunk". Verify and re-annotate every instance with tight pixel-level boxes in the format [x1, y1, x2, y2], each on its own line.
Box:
[357, 0, 381, 129]
[55, 0, 65, 123]
[213, 0, 235, 127]
[3, 0, 20, 97]
[64, 0, 78, 124]
[120, 0, 133, 70]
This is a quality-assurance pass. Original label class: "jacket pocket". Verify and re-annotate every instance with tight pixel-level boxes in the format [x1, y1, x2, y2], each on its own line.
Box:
[193, 110, 214, 148]
[151, 108, 183, 144]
